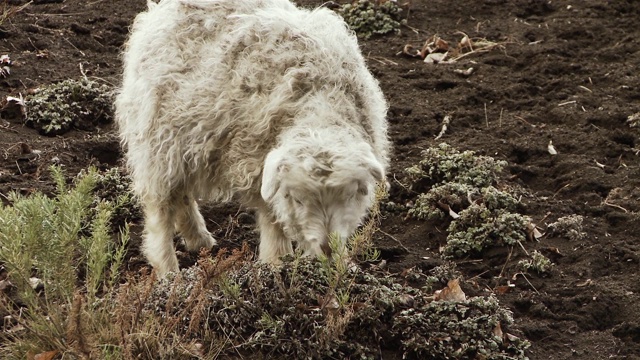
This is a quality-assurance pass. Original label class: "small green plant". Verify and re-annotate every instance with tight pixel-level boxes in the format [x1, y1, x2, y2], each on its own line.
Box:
[337, 0, 406, 39]
[547, 214, 586, 241]
[25, 78, 114, 135]
[406, 143, 530, 258]
[518, 250, 553, 274]
[0, 166, 129, 358]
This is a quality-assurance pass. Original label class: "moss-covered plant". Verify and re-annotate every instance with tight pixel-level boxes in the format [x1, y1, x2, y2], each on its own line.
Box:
[25, 78, 113, 136]
[406, 143, 531, 258]
[337, 0, 406, 39]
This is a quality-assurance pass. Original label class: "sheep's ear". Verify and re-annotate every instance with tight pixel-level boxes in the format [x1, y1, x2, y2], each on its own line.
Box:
[365, 155, 385, 183]
[357, 155, 385, 196]
[261, 148, 288, 201]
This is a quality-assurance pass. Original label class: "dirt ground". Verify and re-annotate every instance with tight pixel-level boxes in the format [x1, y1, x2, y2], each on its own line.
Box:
[0, 0, 639, 359]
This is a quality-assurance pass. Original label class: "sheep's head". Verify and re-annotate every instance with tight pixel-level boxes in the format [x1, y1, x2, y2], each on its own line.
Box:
[260, 139, 384, 257]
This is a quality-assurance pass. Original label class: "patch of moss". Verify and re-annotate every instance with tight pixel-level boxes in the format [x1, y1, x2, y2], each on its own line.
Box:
[337, 0, 406, 39]
[25, 78, 113, 136]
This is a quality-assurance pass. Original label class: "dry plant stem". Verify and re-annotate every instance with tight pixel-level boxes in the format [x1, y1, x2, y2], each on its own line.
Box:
[378, 229, 411, 253]
[484, 103, 489, 128]
[497, 246, 515, 282]
[516, 240, 529, 256]
[516, 272, 539, 294]
[603, 200, 629, 213]
[434, 115, 452, 140]
[450, 44, 501, 62]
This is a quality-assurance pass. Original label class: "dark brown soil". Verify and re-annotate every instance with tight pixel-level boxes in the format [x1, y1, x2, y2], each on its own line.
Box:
[1, 0, 639, 359]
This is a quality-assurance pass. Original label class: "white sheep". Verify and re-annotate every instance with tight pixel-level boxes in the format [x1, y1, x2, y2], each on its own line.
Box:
[116, 0, 390, 276]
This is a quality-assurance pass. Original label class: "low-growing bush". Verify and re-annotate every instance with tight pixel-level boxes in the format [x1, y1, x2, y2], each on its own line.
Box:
[337, 0, 406, 39]
[25, 78, 113, 135]
[406, 143, 531, 258]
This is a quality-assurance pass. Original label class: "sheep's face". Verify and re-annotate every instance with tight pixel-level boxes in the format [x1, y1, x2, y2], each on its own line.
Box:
[260, 144, 384, 256]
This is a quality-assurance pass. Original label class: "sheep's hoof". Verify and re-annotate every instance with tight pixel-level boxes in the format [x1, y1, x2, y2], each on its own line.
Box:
[184, 233, 217, 252]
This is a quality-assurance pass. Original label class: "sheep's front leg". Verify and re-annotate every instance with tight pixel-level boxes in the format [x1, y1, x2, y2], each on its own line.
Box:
[175, 196, 216, 252]
[142, 202, 179, 277]
[257, 210, 293, 264]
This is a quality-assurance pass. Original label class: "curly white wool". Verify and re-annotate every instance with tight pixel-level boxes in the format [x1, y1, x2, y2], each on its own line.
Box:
[116, 0, 390, 276]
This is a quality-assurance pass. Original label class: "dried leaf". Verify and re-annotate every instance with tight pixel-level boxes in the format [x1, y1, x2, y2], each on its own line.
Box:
[453, 67, 475, 76]
[547, 140, 557, 155]
[576, 278, 592, 287]
[434, 278, 466, 302]
[526, 222, 544, 241]
[435, 37, 449, 51]
[493, 322, 504, 339]
[34, 350, 59, 360]
[505, 333, 521, 342]
[401, 44, 421, 58]
[448, 206, 460, 219]
[459, 34, 473, 50]
[424, 52, 449, 64]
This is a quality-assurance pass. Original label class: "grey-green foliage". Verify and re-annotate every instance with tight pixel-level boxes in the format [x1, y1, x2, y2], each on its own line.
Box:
[446, 204, 529, 258]
[92, 167, 141, 225]
[518, 250, 553, 274]
[337, 0, 406, 39]
[148, 256, 530, 359]
[547, 214, 586, 241]
[406, 143, 529, 258]
[406, 143, 508, 191]
[25, 78, 113, 135]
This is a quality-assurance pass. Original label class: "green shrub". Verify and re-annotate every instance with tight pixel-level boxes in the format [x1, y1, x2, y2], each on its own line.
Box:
[0, 166, 129, 358]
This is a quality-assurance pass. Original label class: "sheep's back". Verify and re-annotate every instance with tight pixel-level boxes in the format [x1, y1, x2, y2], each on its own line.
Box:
[116, 0, 389, 200]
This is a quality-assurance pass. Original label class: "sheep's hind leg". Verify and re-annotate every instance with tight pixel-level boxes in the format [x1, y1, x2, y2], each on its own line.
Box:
[257, 210, 293, 264]
[142, 202, 179, 277]
[175, 196, 216, 252]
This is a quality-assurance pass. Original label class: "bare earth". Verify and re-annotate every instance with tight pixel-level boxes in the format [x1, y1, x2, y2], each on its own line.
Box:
[0, 1, 639, 359]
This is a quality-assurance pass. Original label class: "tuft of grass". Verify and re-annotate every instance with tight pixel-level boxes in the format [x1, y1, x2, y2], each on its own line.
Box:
[337, 0, 406, 39]
[25, 78, 114, 136]
[406, 143, 531, 258]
